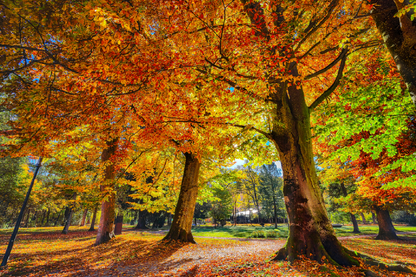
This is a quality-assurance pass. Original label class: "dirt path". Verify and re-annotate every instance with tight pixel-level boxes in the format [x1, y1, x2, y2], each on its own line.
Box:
[85, 237, 286, 277]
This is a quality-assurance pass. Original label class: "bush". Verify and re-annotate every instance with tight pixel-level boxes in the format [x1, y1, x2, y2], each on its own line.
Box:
[251, 230, 266, 238]
[265, 230, 279, 238]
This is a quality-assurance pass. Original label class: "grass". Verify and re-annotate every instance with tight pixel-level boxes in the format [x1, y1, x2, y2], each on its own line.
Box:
[190, 224, 416, 239]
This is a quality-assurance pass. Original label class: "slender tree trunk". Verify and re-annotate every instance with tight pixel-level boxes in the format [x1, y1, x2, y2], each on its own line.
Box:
[62, 193, 77, 234]
[163, 152, 201, 243]
[24, 209, 30, 227]
[269, 66, 357, 265]
[372, 212, 377, 224]
[80, 209, 88, 226]
[272, 193, 278, 228]
[340, 183, 360, 233]
[45, 208, 50, 226]
[89, 206, 98, 231]
[360, 213, 368, 224]
[233, 201, 237, 226]
[371, 0, 416, 108]
[95, 138, 118, 246]
[40, 210, 46, 226]
[375, 206, 398, 240]
[54, 211, 62, 226]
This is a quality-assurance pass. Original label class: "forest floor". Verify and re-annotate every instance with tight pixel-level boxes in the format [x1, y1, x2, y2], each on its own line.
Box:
[0, 226, 415, 276]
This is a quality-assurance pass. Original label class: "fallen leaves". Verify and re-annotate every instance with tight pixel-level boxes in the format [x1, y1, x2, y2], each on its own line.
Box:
[0, 228, 415, 276]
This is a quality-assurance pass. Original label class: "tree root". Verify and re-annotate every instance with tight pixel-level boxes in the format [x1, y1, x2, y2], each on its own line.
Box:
[343, 247, 414, 274]
[271, 247, 287, 261]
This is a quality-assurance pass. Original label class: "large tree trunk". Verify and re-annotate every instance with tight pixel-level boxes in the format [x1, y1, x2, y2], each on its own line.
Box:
[371, 0, 416, 107]
[80, 209, 88, 226]
[340, 183, 360, 233]
[89, 206, 98, 231]
[95, 138, 118, 245]
[135, 209, 149, 229]
[375, 206, 398, 240]
[270, 69, 357, 265]
[163, 152, 200, 243]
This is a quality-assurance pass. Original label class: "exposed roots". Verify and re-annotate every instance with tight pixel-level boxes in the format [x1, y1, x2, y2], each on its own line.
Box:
[343, 247, 414, 274]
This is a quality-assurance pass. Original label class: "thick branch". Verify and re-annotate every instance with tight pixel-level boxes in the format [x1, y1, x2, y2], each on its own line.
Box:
[304, 47, 348, 80]
[296, 0, 339, 51]
[308, 48, 348, 112]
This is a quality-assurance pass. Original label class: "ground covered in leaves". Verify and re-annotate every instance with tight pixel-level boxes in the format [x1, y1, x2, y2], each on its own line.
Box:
[0, 226, 415, 276]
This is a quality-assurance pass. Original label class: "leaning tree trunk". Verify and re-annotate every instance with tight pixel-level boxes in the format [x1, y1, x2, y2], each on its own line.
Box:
[375, 206, 398, 240]
[371, 0, 416, 107]
[163, 152, 201, 243]
[340, 183, 360, 233]
[95, 138, 118, 245]
[270, 70, 358, 265]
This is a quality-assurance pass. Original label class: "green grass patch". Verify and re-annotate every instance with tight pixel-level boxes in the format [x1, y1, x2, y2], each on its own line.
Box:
[190, 224, 416, 239]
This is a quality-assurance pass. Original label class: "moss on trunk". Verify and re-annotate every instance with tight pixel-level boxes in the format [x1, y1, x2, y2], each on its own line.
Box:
[270, 73, 358, 266]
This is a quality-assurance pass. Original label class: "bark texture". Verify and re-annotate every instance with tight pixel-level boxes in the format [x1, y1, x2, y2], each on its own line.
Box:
[163, 152, 200, 243]
[375, 206, 398, 240]
[95, 138, 118, 245]
[270, 64, 357, 265]
[372, 0, 416, 107]
[135, 209, 149, 229]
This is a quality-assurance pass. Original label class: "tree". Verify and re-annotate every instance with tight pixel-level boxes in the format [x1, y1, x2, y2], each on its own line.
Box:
[210, 185, 233, 227]
[259, 163, 284, 228]
[163, 152, 201, 243]
[371, 0, 416, 107]
[239, 165, 263, 225]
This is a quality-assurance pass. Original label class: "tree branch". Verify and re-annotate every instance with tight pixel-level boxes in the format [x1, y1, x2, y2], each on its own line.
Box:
[304, 47, 348, 80]
[308, 48, 348, 112]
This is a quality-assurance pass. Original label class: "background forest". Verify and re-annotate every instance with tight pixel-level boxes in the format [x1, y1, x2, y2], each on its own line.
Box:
[1, 0, 416, 275]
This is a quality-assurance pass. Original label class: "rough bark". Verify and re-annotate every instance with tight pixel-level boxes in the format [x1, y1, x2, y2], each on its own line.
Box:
[371, 0, 416, 107]
[375, 206, 398, 240]
[163, 152, 201, 243]
[270, 64, 358, 266]
[80, 209, 88, 226]
[340, 183, 360, 233]
[95, 138, 118, 245]
[89, 206, 98, 231]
